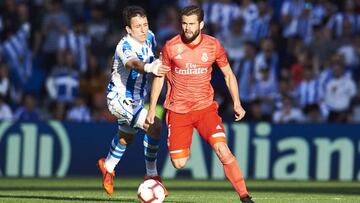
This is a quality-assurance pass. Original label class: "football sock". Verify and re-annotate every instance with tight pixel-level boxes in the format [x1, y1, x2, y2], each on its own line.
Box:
[104, 134, 127, 173]
[143, 134, 160, 177]
[220, 154, 249, 198]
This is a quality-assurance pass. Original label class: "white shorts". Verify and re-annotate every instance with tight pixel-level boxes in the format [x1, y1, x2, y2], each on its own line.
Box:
[107, 91, 148, 134]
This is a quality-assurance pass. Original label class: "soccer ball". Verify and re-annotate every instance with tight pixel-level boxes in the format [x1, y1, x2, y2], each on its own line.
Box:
[137, 179, 166, 203]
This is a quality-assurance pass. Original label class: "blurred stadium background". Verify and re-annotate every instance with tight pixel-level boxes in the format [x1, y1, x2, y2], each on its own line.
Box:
[1, 0, 360, 202]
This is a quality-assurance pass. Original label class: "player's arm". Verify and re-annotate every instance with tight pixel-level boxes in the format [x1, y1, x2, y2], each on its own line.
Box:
[220, 64, 246, 121]
[125, 58, 169, 76]
[146, 76, 166, 124]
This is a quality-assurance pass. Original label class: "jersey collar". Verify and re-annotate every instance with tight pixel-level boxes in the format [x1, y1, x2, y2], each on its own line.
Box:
[127, 34, 146, 48]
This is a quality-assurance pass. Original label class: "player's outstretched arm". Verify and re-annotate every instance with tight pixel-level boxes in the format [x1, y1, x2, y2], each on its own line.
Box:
[220, 64, 246, 121]
[125, 58, 170, 76]
[146, 76, 166, 124]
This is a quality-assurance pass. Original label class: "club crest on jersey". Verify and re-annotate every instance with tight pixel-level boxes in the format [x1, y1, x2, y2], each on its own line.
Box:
[174, 44, 184, 54]
[201, 52, 208, 62]
[174, 44, 184, 60]
[124, 49, 133, 59]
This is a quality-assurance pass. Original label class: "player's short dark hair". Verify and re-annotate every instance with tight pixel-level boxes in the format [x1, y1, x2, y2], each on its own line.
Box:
[180, 5, 204, 22]
[122, 6, 147, 27]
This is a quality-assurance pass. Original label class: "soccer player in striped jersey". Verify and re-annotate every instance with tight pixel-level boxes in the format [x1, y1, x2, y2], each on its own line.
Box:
[147, 5, 254, 203]
[97, 6, 170, 196]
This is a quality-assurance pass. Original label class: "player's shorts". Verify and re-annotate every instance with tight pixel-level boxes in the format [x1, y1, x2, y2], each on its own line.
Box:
[107, 91, 147, 134]
[166, 102, 226, 160]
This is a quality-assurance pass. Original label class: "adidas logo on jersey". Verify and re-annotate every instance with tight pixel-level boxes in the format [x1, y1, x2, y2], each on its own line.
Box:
[216, 125, 222, 130]
[175, 54, 182, 59]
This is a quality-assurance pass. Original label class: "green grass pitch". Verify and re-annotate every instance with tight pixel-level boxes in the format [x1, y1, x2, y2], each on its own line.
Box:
[0, 177, 359, 203]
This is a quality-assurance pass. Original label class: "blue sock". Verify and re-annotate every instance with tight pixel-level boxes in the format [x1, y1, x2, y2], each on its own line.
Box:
[143, 134, 160, 176]
[105, 134, 127, 173]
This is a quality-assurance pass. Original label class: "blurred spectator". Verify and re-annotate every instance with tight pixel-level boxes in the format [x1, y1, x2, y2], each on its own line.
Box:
[208, 0, 241, 37]
[238, 0, 258, 37]
[303, 103, 325, 123]
[295, 65, 321, 108]
[290, 49, 309, 87]
[0, 95, 13, 120]
[254, 38, 278, 81]
[307, 24, 335, 68]
[251, 0, 272, 42]
[79, 54, 107, 104]
[156, 5, 179, 47]
[310, 0, 328, 25]
[297, 2, 314, 44]
[0, 63, 10, 99]
[87, 5, 110, 68]
[221, 17, 246, 61]
[49, 101, 67, 120]
[66, 96, 91, 122]
[41, 0, 71, 71]
[250, 64, 278, 117]
[234, 41, 256, 108]
[326, 0, 360, 38]
[46, 52, 79, 103]
[247, 98, 271, 121]
[0, 0, 20, 36]
[58, 18, 90, 73]
[274, 78, 294, 110]
[273, 95, 305, 123]
[14, 93, 44, 121]
[281, 0, 305, 38]
[1, 23, 32, 85]
[324, 58, 357, 122]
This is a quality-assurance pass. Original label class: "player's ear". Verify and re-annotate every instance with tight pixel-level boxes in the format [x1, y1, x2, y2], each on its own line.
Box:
[200, 21, 204, 30]
[125, 26, 131, 34]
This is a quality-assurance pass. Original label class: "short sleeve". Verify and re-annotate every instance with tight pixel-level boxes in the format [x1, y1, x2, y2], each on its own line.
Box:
[161, 43, 171, 67]
[116, 41, 137, 65]
[215, 38, 229, 68]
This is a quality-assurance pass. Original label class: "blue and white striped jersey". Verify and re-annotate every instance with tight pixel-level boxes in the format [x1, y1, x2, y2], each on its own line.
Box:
[108, 30, 156, 100]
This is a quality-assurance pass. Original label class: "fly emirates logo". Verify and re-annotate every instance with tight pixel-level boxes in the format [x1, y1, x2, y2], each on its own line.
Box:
[175, 63, 208, 75]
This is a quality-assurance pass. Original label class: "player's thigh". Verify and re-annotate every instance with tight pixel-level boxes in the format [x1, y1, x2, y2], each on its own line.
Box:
[117, 127, 136, 145]
[196, 104, 227, 147]
[107, 91, 147, 132]
[166, 111, 194, 160]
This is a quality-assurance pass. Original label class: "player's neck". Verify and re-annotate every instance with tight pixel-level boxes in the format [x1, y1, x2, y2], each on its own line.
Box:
[128, 34, 145, 45]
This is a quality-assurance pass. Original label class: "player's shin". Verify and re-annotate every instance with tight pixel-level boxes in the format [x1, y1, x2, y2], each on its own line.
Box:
[104, 134, 127, 173]
[143, 134, 160, 176]
[220, 153, 249, 199]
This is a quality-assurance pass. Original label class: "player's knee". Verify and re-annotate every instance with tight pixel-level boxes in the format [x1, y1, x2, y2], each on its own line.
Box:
[213, 142, 234, 164]
[147, 119, 162, 139]
[152, 120, 162, 138]
[171, 158, 188, 169]
[118, 133, 134, 146]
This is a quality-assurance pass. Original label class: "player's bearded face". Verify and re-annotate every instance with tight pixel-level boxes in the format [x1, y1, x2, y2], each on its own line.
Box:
[181, 15, 201, 43]
[128, 15, 149, 43]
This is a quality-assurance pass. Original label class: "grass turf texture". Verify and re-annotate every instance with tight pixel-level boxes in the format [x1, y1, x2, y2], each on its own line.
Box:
[0, 178, 359, 203]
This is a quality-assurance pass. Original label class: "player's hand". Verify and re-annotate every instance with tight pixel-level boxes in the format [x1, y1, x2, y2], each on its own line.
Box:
[234, 105, 246, 121]
[144, 59, 170, 76]
[157, 64, 170, 76]
[146, 108, 156, 124]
